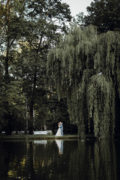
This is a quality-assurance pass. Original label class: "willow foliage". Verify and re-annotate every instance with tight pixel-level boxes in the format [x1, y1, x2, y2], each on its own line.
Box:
[48, 25, 120, 138]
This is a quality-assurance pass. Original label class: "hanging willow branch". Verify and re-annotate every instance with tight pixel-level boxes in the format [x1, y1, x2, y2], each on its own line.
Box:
[47, 25, 120, 138]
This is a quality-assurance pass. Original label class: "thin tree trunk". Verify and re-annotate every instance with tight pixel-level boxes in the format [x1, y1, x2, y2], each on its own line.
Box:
[28, 36, 43, 134]
[5, 40, 10, 82]
[29, 68, 37, 134]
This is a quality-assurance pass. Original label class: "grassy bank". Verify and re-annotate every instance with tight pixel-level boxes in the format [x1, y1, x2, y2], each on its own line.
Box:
[0, 134, 79, 141]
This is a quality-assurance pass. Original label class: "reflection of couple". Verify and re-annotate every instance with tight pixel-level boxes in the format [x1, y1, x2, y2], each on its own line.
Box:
[55, 122, 63, 136]
[55, 140, 63, 154]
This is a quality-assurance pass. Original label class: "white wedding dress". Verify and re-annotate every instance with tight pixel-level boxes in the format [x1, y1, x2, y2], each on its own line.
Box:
[55, 123, 63, 136]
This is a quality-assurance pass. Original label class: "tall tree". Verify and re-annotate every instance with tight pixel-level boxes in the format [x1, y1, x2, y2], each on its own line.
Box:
[0, 0, 27, 134]
[48, 25, 120, 138]
[18, 0, 71, 133]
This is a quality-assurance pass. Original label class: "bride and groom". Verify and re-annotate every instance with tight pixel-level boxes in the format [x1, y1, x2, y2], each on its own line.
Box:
[55, 122, 63, 154]
[55, 121, 63, 136]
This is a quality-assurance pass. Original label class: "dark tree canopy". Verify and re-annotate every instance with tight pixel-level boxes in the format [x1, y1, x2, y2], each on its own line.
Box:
[85, 0, 120, 32]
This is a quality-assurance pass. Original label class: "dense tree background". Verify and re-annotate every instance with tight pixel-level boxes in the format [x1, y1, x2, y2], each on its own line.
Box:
[0, 0, 120, 138]
[0, 0, 72, 134]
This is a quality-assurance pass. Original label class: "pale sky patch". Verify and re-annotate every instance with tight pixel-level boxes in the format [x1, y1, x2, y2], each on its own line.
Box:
[62, 0, 93, 16]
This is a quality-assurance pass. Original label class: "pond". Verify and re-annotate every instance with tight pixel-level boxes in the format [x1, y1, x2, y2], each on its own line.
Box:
[0, 139, 119, 180]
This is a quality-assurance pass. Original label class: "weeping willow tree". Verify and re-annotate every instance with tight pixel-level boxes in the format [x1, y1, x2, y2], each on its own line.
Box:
[47, 25, 120, 138]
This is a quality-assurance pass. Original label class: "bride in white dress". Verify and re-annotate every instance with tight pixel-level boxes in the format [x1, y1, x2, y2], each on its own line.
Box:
[55, 122, 63, 136]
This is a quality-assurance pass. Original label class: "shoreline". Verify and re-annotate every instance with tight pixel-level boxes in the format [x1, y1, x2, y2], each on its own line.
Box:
[0, 134, 79, 141]
[0, 134, 117, 141]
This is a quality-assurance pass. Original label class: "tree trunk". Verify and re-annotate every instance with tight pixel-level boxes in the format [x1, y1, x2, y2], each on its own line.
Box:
[4, 38, 11, 134]
[29, 68, 37, 134]
[29, 101, 34, 134]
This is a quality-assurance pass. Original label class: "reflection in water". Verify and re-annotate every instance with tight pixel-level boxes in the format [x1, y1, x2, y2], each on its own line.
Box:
[33, 140, 47, 145]
[55, 140, 63, 154]
[0, 140, 120, 180]
[68, 141, 117, 180]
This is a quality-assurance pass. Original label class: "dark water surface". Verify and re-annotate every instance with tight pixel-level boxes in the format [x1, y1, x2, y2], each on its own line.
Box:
[0, 139, 120, 180]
